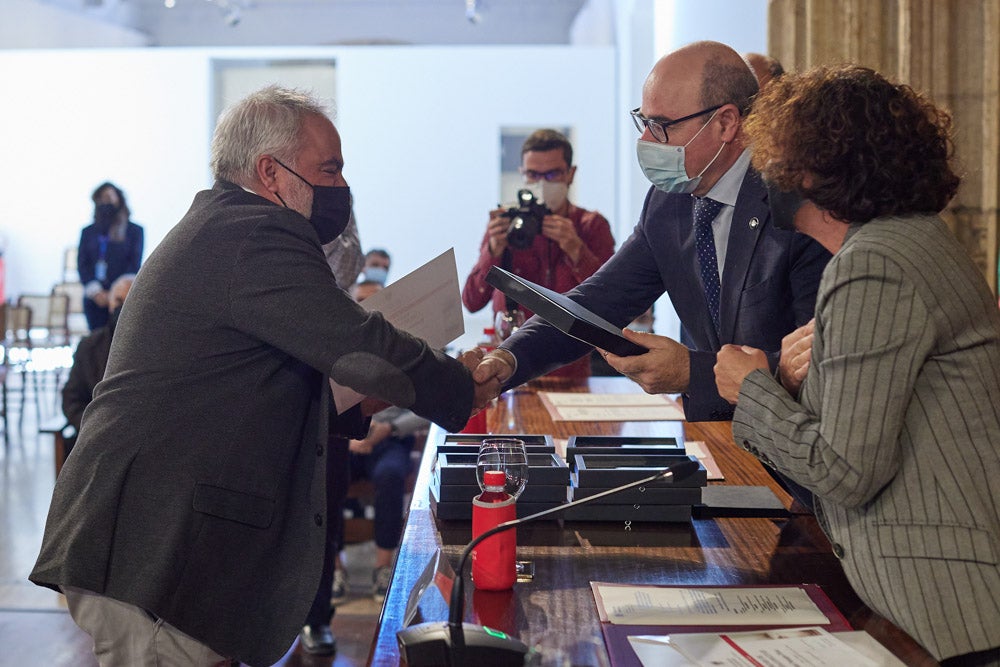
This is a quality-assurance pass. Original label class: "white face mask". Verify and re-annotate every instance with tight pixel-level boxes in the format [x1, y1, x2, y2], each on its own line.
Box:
[538, 180, 568, 211]
[636, 109, 725, 194]
[521, 179, 568, 211]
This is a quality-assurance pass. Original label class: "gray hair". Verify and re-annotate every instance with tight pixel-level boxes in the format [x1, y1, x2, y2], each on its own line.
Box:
[109, 273, 136, 310]
[701, 55, 759, 117]
[209, 85, 332, 186]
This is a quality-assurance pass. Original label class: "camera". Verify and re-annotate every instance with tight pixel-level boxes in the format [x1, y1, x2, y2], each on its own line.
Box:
[502, 189, 550, 250]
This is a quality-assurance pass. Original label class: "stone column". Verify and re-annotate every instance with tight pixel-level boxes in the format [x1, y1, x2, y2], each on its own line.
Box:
[768, 0, 1000, 292]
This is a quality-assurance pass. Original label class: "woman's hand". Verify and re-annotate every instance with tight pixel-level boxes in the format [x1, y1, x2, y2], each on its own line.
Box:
[714, 344, 769, 404]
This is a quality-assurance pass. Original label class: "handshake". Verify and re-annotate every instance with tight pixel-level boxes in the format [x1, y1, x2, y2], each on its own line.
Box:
[457, 348, 518, 413]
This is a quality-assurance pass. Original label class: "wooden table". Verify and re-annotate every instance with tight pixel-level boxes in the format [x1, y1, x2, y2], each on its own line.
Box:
[368, 376, 936, 666]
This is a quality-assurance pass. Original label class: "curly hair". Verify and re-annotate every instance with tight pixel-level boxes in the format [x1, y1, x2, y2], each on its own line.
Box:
[744, 64, 960, 224]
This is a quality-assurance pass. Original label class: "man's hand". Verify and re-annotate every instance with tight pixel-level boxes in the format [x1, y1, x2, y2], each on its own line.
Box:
[541, 214, 583, 263]
[778, 319, 814, 396]
[486, 208, 511, 257]
[602, 329, 690, 394]
[714, 344, 769, 404]
[473, 349, 515, 387]
[92, 290, 110, 308]
[458, 347, 503, 411]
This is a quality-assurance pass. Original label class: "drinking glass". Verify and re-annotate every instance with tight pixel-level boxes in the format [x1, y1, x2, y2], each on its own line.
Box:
[476, 437, 528, 499]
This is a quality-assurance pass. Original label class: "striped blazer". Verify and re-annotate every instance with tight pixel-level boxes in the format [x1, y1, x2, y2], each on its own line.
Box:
[732, 213, 1000, 660]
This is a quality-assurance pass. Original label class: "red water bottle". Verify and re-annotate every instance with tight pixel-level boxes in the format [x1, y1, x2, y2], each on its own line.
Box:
[471, 470, 516, 590]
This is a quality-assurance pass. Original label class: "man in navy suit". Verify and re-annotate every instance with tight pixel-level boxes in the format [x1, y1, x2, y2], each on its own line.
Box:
[475, 41, 830, 422]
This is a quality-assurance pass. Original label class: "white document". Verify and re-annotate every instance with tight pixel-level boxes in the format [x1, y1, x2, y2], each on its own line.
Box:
[629, 627, 895, 667]
[542, 392, 677, 407]
[539, 392, 685, 421]
[330, 248, 464, 413]
[592, 583, 828, 626]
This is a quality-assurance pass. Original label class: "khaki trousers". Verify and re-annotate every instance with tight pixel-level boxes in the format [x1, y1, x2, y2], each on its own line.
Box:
[63, 586, 231, 667]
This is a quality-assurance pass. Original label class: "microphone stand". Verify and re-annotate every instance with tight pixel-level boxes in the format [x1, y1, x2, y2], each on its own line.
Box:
[398, 459, 700, 666]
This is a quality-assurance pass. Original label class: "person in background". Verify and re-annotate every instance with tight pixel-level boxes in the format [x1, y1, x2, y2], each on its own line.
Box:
[336, 279, 429, 602]
[362, 247, 391, 285]
[324, 211, 365, 290]
[715, 64, 1000, 665]
[31, 85, 496, 667]
[78, 182, 144, 331]
[463, 128, 615, 378]
[474, 42, 829, 423]
[60, 273, 135, 458]
[744, 52, 785, 88]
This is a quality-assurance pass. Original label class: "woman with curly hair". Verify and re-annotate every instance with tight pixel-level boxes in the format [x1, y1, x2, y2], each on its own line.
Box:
[714, 64, 1000, 666]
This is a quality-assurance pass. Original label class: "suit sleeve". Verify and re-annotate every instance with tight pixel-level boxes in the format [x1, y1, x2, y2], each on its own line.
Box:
[732, 250, 931, 508]
[502, 220, 662, 387]
[61, 339, 96, 430]
[229, 218, 474, 433]
[127, 225, 144, 274]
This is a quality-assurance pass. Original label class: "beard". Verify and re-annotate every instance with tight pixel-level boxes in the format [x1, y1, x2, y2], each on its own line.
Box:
[282, 171, 314, 221]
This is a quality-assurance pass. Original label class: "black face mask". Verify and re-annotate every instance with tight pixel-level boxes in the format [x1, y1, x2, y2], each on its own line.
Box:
[273, 158, 351, 245]
[765, 182, 806, 232]
[94, 203, 119, 233]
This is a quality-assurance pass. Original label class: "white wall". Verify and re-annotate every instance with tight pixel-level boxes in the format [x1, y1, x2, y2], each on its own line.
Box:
[0, 0, 148, 48]
[0, 2, 767, 342]
[0, 45, 616, 339]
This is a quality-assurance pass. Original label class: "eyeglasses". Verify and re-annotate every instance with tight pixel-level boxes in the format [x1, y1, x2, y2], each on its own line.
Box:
[521, 168, 567, 182]
[630, 104, 723, 144]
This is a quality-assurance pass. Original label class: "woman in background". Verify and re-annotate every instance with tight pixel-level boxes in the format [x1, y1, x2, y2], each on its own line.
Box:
[715, 65, 1000, 665]
[78, 181, 144, 330]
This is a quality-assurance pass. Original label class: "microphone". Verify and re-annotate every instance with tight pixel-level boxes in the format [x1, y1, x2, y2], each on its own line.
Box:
[396, 458, 701, 666]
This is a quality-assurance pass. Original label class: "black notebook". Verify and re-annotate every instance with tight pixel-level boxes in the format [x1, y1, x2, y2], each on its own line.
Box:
[485, 266, 646, 357]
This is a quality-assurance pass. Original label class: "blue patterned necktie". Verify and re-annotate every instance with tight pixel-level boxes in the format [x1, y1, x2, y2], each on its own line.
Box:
[693, 196, 725, 333]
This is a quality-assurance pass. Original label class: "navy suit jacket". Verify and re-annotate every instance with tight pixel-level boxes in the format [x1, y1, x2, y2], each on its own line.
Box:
[503, 168, 830, 421]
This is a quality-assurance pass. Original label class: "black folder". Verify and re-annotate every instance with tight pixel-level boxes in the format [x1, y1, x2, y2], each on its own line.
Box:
[485, 266, 646, 356]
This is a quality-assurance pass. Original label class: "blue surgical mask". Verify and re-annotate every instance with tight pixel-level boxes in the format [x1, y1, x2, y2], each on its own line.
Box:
[363, 266, 388, 285]
[636, 109, 725, 194]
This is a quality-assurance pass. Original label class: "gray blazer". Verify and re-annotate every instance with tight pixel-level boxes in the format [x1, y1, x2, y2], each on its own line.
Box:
[31, 182, 473, 666]
[733, 214, 1000, 660]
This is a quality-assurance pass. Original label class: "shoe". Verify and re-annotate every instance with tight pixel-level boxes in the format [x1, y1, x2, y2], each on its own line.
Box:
[330, 567, 349, 606]
[372, 565, 392, 602]
[298, 625, 336, 656]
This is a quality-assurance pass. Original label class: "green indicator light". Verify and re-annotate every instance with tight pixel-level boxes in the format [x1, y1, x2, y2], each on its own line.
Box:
[483, 627, 508, 639]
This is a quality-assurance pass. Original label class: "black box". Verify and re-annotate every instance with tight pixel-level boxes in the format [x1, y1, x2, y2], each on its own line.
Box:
[441, 433, 554, 448]
[573, 454, 706, 488]
[562, 503, 692, 522]
[437, 452, 570, 487]
[568, 485, 702, 505]
[565, 435, 684, 469]
[430, 470, 569, 503]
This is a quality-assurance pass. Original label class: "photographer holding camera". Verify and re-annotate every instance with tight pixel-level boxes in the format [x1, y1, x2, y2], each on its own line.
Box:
[462, 129, 615, 378]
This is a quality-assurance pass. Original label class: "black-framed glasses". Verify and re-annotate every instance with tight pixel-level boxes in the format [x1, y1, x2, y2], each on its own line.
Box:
[521, 168, 568, 182]
[630, 104, 723, 143]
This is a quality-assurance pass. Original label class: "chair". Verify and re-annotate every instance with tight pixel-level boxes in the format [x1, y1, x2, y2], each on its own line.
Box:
[62, 246, 78, 283]
[3, 303, 38, 430]
[17, 293, 71, 347]
[13, 294, 71, 423]
[52, 282, 87, 337]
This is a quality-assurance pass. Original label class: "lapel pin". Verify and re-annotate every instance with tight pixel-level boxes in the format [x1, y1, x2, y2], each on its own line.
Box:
[749, 217, 759, 229]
